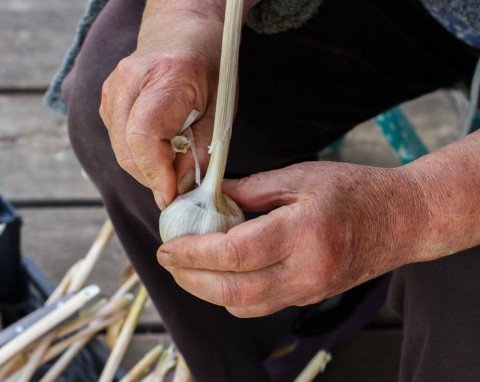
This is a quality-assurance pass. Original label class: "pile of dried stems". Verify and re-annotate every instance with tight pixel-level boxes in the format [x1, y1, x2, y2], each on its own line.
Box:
[0, 219, 192, 382]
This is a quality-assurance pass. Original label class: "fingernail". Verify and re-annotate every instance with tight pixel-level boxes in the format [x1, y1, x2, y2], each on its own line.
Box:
[179, 171, 195, 194]
[157, 251, 175, 266]
[153, 191, 167, 211]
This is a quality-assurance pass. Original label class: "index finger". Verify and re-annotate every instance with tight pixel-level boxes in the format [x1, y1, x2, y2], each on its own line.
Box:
[126, 88, 199, 207]
[158, 209, 292, 272]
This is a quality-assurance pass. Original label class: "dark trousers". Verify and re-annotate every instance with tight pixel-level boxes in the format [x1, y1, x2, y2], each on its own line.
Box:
[62, 0, 480, 380]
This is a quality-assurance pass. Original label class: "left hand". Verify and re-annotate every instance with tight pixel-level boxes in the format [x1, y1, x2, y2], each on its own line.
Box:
[157, 161, 429, 318]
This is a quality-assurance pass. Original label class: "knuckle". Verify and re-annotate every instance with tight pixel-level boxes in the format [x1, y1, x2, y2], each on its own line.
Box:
[220, 277, 242, 307]
[227, 305, 274, 319]
[100, 82, 108, 102]
[150, 58, 201, 102]
[126, 131, 155, 151]
[156, 81, 198, 112]
[221, 275, 259, 308]
[185, 250, 201, 268]
[238, 173, 262, 188]
[136, 161, 158, 181]
[225, 237, 243, 271]
[177, 84, 197, 106]
[227, 307, 251, 319]
[220, 277, 262, 308]
[99, 87, 110, 123]
[115, 157, 148, 187]
[296, 294, 327, 308]
[116, 156, 136, 172]
[116, 57, 134, 75]
[98, 105, 106, 123]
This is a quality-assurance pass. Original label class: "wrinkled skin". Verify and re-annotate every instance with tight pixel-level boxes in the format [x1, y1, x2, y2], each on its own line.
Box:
[157, 133, 480, 318]
[157, 161, 430, 317]
[101, 0, 480, 318]
[99, 2, 229, 208]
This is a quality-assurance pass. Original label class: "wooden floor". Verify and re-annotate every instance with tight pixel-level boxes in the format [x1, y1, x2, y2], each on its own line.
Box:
[0, 0, 465, 380]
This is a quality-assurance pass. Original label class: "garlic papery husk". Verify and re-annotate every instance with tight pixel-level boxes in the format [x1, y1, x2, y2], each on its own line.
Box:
[159, 183, 245, 242]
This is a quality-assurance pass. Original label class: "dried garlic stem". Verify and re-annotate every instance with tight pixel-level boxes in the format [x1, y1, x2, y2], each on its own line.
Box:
[99, 286, 149, 382]
[202, 0, 244, 198]
[293, 350, 332, 382]
[120, 345, 164, 382]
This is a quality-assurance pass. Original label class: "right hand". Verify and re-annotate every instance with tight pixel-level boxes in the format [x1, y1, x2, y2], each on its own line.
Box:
[157, 161, 429, 317]
[99, 3, 227, 209]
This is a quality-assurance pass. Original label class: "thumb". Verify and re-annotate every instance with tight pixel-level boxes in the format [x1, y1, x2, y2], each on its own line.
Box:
[222, 170, 298, 212]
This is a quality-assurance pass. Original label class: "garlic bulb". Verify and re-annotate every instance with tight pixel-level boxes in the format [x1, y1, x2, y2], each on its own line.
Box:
[159, 0, 245, 242]
[159, 183, 245, 242]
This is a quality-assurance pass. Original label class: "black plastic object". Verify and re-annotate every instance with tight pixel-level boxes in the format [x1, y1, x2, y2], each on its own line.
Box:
[0, 195, 28, 325]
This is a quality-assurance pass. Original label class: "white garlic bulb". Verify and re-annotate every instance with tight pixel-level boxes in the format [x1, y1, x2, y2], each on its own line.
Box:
[159, 0, 245, 242]
[159, 183, 245, 242]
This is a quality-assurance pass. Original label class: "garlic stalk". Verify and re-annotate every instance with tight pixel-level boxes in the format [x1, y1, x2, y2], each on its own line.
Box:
[160, 0, 245, 242]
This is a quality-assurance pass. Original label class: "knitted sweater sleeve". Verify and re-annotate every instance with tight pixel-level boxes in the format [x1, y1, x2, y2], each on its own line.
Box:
[246, 0, 324, 34]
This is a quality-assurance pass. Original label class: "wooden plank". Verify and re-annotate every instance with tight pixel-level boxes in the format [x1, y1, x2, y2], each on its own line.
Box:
[18, 207, 162, 328]
[0, 94, 100, 201]
[313, 329, 402, 382]
[0, 0, 86, 88]
[323, 90, 461, 166]
[403, 90, 463, 151]
[0, 91, 459, 201]
[323, 119, 401, 167]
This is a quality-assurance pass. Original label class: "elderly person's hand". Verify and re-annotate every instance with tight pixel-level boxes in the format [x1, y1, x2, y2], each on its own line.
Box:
[156, 161, 430, 317]
[99, 0, 258, 209]
[157, 129, 480, 318]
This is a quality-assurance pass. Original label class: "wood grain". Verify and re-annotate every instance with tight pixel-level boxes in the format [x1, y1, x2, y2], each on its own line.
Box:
[0, 94, 100, 201]
[0, 0, 86, 88]
[18, 207, 162, 329]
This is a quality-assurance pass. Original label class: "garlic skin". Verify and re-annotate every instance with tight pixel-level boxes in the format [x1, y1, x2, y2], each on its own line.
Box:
[159, 184, 245, 242]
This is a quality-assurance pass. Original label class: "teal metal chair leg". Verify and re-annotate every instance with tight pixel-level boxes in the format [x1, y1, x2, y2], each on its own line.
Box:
[374, 107, 429, 164]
